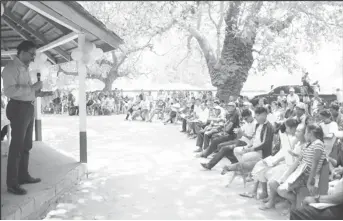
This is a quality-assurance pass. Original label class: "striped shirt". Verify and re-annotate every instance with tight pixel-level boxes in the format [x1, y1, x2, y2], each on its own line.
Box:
[301, 139, 326, 174]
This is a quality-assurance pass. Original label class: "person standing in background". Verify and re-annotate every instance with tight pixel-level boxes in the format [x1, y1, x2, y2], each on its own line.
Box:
[1, 41, 52, 195]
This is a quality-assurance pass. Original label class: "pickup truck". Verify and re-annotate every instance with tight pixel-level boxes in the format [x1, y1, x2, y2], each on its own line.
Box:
[250, 85, 337, 107]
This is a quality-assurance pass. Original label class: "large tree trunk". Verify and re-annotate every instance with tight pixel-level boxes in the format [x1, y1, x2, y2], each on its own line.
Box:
[211, 34, 255, 101]
[102, 68, 119, 91]
[186, 2, 261, 102]
[103, 79, 113, 91]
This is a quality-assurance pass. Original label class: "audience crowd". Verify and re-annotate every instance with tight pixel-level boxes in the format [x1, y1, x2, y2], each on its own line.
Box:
[121, 86, 343, 220]
[1, 83, 343, 219]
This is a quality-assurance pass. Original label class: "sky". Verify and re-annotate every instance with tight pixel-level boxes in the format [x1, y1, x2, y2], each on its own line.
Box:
[243, 42, 343, 93]
[1, 41, 342, 94]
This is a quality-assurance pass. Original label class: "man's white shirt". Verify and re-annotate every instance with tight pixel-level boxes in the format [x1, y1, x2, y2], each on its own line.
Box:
[240, 120, 257, 145]
[197, 108, 209, 123]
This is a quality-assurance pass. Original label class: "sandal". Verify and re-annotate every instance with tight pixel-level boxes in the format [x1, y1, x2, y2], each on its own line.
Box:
[259, 204, 273, 211]
[239, 192, 256, 198]
[261, 197, 270, 203]
[281, 209, 290, 217]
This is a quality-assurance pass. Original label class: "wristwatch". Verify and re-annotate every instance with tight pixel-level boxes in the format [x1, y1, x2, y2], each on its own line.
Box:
[314, 195, 320, 203]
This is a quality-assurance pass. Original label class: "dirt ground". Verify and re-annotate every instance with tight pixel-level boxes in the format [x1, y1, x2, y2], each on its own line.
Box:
[41, 115, 285, 220]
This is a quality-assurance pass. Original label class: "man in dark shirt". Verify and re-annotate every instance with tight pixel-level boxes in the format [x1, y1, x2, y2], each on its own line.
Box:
[197, 102, 240, 158]
[180, 97, 195, 132]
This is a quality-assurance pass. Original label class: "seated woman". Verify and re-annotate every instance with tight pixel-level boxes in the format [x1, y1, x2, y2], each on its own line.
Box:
[221, 107, 274, 179]
[263, 124, 308, 209]
[239, 118, 299, 200]
[277, 124, 327, 211]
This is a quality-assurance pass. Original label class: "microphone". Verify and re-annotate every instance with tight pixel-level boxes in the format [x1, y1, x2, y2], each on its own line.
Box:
[37, 72, 41, 92]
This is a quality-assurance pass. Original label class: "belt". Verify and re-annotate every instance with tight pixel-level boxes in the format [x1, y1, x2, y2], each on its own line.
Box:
[10, 99, 35, 105]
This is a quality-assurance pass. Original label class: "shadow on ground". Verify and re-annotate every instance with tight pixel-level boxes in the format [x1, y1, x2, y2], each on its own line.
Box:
[41, 115, 285, 220]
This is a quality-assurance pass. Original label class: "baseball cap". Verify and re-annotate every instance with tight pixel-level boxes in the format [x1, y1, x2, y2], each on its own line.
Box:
[296, 102, 306, 110]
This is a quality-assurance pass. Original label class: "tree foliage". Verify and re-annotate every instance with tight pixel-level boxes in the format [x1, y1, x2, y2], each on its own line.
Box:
[165, 1, 343, 97]
[56, 1, 343, 94]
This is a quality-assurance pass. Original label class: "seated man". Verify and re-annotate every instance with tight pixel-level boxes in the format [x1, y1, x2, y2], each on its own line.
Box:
[131, 98, 143, 120]
[196, 102, 240, 158]
[148, 98, 166, 122]
[102, 95, 112, 115]
[328, 133, 343, 181]
[139, 96, 150, 121]
[164, 98, 180, 124]
[186, 98, 201, 136]
[192, 101, 210, 144]
[319, 109, 339, 156]
[125, 97, 135, 120]
[194, 104, 225, 152]
[200, 109, 256, 169]
[290, 177, 343, 220]
[222, 106, 274, 175]
[180, 99, 194, 132]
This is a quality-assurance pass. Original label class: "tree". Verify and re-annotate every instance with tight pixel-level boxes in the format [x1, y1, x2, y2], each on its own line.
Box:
[173, 1, 343, 100]
[58, 1, 180, 91]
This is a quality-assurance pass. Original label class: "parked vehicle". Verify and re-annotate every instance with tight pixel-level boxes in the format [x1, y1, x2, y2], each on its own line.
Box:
[250, 85, 337, 107]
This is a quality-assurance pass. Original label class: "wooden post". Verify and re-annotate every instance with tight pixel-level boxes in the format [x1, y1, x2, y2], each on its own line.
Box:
[34, 97, 42, 141]
[78, 33, 87, 163]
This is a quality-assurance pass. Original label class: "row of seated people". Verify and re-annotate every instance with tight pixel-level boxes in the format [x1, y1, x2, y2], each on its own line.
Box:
[125, 95, 184, 123]
[179, 98, 343, 219]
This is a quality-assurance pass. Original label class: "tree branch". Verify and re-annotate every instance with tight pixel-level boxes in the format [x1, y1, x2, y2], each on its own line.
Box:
[57, 64, 106, 82]
[207, 2, 218, 30]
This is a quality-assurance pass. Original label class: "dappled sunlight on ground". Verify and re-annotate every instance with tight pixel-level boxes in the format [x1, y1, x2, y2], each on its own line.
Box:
[41, 115, 285, 220]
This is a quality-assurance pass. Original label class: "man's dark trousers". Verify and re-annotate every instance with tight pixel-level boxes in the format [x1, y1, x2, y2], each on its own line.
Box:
[207, 140, 247, 168]
[6, 100, 34, 187]
[202, 134, 236, 158]
[182, 118, 187, 131]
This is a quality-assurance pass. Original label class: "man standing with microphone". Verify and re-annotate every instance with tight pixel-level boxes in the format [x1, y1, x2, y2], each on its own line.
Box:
[2, 41, 52, 195]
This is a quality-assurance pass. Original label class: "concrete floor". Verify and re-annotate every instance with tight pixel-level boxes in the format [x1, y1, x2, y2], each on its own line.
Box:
[1, 141, 85, 219]
[36, 114, 286, 220]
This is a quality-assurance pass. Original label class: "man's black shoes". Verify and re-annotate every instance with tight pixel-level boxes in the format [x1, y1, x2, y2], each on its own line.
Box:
[200, 163, 211, 170]
[8, 185, 27, 195]
[19, 176, 41, 185]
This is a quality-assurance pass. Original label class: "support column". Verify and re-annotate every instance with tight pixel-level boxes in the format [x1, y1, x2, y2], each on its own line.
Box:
[78, 33, 87, 163]
[34, 97, 42, 141]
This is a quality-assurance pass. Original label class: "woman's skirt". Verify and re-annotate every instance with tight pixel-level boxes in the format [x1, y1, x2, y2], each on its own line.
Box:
[265, 163, 289, 182]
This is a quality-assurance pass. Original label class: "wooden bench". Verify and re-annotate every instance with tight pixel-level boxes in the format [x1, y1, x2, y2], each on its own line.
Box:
[295, 159, 329, 208]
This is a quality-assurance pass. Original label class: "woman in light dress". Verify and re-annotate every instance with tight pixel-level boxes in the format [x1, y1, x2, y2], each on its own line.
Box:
[277, 124, 327, 210]
[259, 123, 307, 210]
[243, 118, 299, 201]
